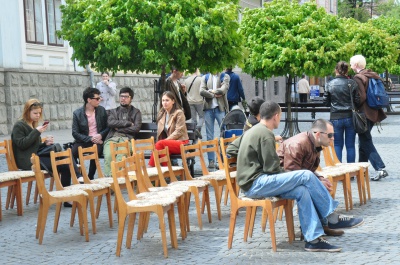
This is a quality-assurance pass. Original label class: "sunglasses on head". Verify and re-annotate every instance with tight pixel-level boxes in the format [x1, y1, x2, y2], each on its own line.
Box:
[314, 131, 334, 138]
[30, 102, 43, 108]
[90, 97, 102, 101]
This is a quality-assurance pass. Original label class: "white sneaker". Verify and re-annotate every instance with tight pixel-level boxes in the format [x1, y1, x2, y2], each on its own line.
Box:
[77, 176, 84, 184]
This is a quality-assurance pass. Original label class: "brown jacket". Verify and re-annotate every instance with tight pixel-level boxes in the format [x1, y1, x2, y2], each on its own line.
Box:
[277, 131, 321, 172]
[157, 109, 189, 141]
[353, 69, 387, 123]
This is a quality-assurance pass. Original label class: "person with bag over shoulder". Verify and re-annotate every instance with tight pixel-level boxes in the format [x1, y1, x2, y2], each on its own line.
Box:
[350, 55, 388, 181]
[11, 99, 81, 207]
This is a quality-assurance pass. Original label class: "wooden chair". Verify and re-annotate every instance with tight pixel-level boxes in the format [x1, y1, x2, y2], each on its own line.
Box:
[5, 139, 53, 210]
[153, 147, 212, 230]
[185, 140, 229, 221]
[111, 157, 178, 258]
[110, 140, 131, 164]
[220, 138, 295, 251]
[50, 148, 111, 234]
[219, 135, 240, 205]
[125, 153, 187, 239]
[31, 154, 89, 244]
[77, 144, 113, 228]
[131, 137, 185, 182]
[322, 141, 370, 204]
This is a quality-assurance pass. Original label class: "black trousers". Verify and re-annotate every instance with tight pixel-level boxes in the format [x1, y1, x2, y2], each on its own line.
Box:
[72, 142, 103, 180]
[39, 156, 72, 187]
[299, 93, 308, 103]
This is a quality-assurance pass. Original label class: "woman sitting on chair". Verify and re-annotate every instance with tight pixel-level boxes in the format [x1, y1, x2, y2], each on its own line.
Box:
[11, 99, 81, 206]
[148, 91, 189, 167]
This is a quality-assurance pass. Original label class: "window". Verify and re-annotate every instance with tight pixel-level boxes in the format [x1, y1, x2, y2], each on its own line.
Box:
[274, 80, 279, 95]
[24, 0, 44, 44]
[330, 0, 334, 13]
[46, 0, 63, 46]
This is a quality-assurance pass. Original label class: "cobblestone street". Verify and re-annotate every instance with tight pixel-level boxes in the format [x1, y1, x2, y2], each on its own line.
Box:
[1, 112, 399, 264]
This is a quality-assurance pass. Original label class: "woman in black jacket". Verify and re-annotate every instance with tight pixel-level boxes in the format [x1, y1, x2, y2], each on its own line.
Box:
[323, 61, 359, 163]
[72, 87, 109, 180]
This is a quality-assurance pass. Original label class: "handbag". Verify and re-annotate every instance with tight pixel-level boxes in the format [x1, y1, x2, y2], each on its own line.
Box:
[348, 82, 368, 134]
[37, 143, 63, 157]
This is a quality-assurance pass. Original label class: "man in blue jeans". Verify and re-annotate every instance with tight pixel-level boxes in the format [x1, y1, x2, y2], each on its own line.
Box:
[236, 101, 363, 252]
[200, 72, 230, 168]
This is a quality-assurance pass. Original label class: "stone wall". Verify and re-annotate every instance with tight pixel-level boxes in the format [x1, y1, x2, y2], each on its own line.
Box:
[0, 68, 157, 136]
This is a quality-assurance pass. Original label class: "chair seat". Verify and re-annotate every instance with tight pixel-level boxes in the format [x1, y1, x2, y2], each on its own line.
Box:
[196, 174, 226, 181]
[92, 176, 135, 185]
[149, 185, 190, 193]
[239, 194, 282, 202]
[209, 170, 237, 178]
[65, 183, 109, 191]
[168, 180, 209, 188]
[47, 189, 88, 198]
[0, 172, 21, 182]
[126, 196, 177, 207]
[137, 190, 183, 200]
[316, 164, 361, 177]
[337, 162, 370, 168]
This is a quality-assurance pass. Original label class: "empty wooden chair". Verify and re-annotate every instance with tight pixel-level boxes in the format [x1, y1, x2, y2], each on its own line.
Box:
[111, 157, 178, 257]
[31, 154, 89, 244]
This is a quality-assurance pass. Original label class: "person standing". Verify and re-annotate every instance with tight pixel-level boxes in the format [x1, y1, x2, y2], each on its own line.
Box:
[184, 69, 203, 138]
[350, 55, 388, 181]
[96, 71, 117, 110]
[221, 67, 246, 110]
[200, 72, 230, 168]
[298, 74, 310, 103]
[323, 61, 359, 163]
[165, 66, 191, 120]
[72, 87, 109, 181]
[102, 87, 142, 176]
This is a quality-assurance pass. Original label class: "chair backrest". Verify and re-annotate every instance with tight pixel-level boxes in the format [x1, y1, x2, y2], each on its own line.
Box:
[131, 137, 155, 154]
[180, 142, 208, 178]
[185, 122, 197, 142]
[111, 158, 138, 205]
[198, 138, 223, 170]
[322, 141, 340, 167]
[220, 137, 239, 202]
[153, 147, 179, 185]
[110, 140, 130, 162]
[126, 152, 152, 193]
[78, 144, 105, 183]
[50, 148, 77, 190]
[31, 154, 49, 199]
[2, 140, 19, 171]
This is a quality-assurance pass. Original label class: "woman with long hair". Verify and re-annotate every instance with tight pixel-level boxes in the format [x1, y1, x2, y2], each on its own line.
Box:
[323, 61, 359, 163]
[11, 99, 79, 206]
[148, 91, 189, 167]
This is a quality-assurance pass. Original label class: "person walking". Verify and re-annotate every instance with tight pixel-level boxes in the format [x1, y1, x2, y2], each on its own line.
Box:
[184, 69, 204, 139]
[221, 67, 246, 110]
[298, 74, 310, 103]
[350, 55, 388, 181]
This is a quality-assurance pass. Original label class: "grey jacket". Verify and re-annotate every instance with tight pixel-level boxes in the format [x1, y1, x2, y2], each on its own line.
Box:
[105, 105, 142, 141]
[96, 80, 117, 110]
[200, 73, 230, 112]
[72, 105, 109, 143]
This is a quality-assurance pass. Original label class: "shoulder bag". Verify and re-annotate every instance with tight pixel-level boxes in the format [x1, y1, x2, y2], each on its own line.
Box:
[348, 82, 368, 134]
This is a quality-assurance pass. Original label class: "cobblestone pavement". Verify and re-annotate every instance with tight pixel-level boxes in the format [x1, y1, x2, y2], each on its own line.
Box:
[1, 112, 399, 264]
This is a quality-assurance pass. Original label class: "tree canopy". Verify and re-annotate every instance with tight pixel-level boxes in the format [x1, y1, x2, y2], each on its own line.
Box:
[239, 0, 354, 80]
[59, 0, 244, 74]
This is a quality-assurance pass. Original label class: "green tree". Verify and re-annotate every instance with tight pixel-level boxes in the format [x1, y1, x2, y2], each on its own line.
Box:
[58, 0, 244, 77]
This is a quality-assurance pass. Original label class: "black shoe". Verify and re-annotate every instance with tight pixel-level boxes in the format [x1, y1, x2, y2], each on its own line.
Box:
[304, 237, 342, 252]
[63, 202, 73, 208]
[323, 226, 344, 236]
[328, 215, 364, 229]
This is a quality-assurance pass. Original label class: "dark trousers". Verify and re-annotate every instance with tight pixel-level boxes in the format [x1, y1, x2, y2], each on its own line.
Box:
[39, 156, 72, 187]
[228, 101, 238, 111]
[72, 142, 103, 179]
[299, 93, 308, 103]
[358, 119, 385, 170]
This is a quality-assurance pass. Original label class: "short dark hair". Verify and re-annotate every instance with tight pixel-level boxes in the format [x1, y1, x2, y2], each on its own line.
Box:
[302, 74, 306, 78]
[101, 71, 110, 76]
[248, 97, 265, 116]
[119, 87, 134, 98]
[83, 87, 101, 103]
[259, 101, 281, 120]
[335, 61, 349, 76]
[311, 119, 332, 131]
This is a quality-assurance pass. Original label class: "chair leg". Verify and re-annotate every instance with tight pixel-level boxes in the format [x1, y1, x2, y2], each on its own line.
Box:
[192, 187, 203, 230]
[70, 203, 77, 227]
[26, 181, 33, 206]
[36, 199, 43, 239]
[244, 207, 252, 242]
[176, 197, 186, 240]
[267, 208, 277, 252]
[54, 202, 62, 233]
[342, 179, 349, 211]
[0, 190, 2, 221]
[204, 187, 212, 224]
[126, 213, 136, 249]
[167, 206, 178, 249]
[364, 168, 371, 201]
[228, 207, 239, 249]
[116, 213, 126, 257]
[210, 181, 222, 221]
[261, 208, 267, 232]
[284, 202, 295, 243]
[34, 183, 39, 204]
[15, 180, 23, 216]
[87, 194, 97, 234]
[248, 206, 257, 239]
[345, 173, 353, 210]
[77, 200, 89, 242]
[6, 186, 13, 210]
[356, 170, 364, 205]
[96, 194, 103, 219]
[156, 208, 169, 258]
[106, 191, 113, 228]
[38, 202, 50, 245]
[185, 193, 191, 232]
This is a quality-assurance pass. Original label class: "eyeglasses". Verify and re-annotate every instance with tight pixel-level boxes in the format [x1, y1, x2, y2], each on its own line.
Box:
[119, 95, 131, 99]
[30, 102, 43, 108]
[90, 97, 102, 101]
[314, 131, 334, 138]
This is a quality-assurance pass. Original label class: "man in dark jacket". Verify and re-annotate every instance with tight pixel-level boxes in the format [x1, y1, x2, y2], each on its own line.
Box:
[221, 67, 246, 110]
[164, 66, 191, 120]
[350, 55, 388, 181]
[103, 87, 142, 176]
[72, 87, 109, 180]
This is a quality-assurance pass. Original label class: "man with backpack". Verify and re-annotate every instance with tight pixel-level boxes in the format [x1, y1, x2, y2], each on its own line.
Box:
[184, 69, 203, 139]
[350, 55, 389, 181]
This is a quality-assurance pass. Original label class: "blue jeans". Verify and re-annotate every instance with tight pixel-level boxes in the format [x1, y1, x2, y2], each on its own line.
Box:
[331, 117, 356, 163]
[358, 119, 385, 170]
[204, 107, 225, 161]
[244, 170, 339, 242]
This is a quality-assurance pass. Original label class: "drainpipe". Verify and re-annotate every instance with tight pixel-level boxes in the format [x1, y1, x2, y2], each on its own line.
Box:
[86, 65, 95, 88]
